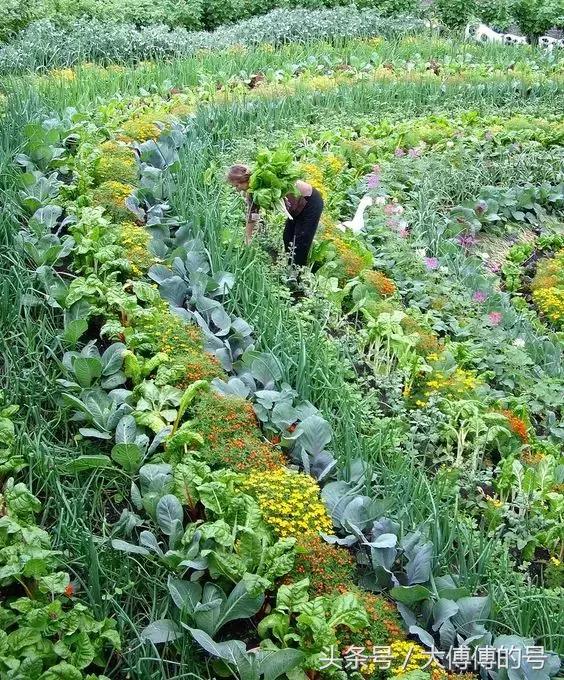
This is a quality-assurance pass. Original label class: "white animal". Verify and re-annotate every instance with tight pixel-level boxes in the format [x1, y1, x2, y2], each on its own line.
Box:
[338, 195, 374, 234]
[503, 33, 527, 45]
[466, 22, 504, 44]
[465, 22, 537, 47]
[539, 36, 558, 51]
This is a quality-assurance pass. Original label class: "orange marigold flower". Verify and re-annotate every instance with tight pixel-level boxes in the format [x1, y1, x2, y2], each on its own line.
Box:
[501, 409, 529, 443]
[362, 270, 396, 297]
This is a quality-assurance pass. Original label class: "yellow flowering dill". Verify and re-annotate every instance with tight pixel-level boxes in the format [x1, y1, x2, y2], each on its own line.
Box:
[531, 250, 563, 328]
[119, 222, 155, 276]
[94, 141, 138, 185]
[91, 181, 135, 220]
[240, 467, 332, 538]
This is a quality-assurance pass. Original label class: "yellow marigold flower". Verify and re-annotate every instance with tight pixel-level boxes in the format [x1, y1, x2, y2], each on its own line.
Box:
[486, 496, 503, 508]
[390, 641, 446, 677]
[531, 250, 564, 329]
[325, 154, 345, 174]
[300, 162, 327, 198]
[240, 467, 332, 538]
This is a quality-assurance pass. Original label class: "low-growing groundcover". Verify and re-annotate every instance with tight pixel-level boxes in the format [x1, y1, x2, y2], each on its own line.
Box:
[1, 28, 563, 680]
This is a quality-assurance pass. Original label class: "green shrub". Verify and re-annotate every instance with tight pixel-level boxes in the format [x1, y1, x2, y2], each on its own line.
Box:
[434, 0, 477, 28]
[512, 0, 563, 42]
[49, 0, 203, 29]
[2, 0, 423, 38]
[112, 0, 203, 29]
[283, 0, 346, 9]
[355, 0, 420, 16]
[202, 0, 244, 29]
[474, 0, 514, 30]
[0, 0, 45, 42]
[245, 0, 282, 19]
[0, 8, 426, 74]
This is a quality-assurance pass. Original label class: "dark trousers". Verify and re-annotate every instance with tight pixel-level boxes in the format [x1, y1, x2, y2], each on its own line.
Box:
[283, 188, 324, 267]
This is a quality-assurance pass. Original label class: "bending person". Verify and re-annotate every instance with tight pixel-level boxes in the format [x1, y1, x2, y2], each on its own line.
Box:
[227, 164, 324, 267]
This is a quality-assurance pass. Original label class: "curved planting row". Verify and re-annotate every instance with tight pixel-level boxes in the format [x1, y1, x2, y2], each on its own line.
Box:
[0, 6, 425, 76]
[224, 111, 564, 581]
[12, 88, 426, 680]
[8, 49, 563, 680]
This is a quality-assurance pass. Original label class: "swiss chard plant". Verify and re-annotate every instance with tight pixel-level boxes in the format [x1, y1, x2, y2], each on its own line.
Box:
[248, 146, 300, 211]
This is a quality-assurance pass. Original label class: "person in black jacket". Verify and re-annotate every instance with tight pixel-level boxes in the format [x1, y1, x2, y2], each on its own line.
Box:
[227, 164, 324, 267]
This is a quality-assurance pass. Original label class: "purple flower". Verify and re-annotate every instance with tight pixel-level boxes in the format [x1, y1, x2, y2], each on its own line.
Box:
[488, 261, 501, 274]
[365, 164, 381, 189]
[408, 147, 421, 158]
[398, 227, 409, 238]
[472, 290, 487, 303]
[386, 217, 399, 229]
[457, 233, 477, 249]
[384, 203, 404, 216]
[394, 148, 406, 158]
[488, 311, 502, 326]
[424, 257, 439, 270]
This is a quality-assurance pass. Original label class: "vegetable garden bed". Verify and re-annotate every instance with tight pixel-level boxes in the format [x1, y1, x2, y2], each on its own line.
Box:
[0, 32, 563, 680]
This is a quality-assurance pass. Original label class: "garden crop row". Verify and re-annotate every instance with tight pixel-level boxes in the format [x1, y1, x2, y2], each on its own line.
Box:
[0, 7, 426, 76]
[174, 90, 564, 653]
[1, 35, 562, 680]
[6, 62, 437, 680]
